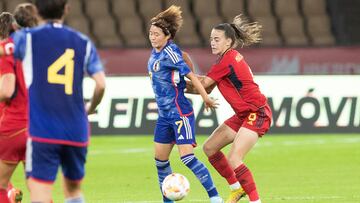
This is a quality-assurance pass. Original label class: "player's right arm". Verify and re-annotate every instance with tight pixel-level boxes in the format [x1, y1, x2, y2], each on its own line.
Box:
[0, 52, 16, 102]
[0, 73, 15, 102]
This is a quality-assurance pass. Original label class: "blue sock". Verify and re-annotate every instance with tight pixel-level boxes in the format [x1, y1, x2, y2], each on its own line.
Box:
[155, 158, 173, 203]
[181, 154, 219, 198]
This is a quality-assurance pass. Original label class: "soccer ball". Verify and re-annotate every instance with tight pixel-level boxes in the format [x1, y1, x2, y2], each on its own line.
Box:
[162, 173, 190, 201]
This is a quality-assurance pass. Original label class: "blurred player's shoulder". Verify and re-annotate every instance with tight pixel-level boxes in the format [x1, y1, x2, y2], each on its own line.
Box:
[28, 22, 91, 43]
[62, 23, 91, 41]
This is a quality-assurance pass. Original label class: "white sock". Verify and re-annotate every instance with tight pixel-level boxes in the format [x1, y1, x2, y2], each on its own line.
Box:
[65, 195, 85, 203]
[250, 199, 261, 203]
[230, 182, 241, 191]
[210, 196, 224, 203]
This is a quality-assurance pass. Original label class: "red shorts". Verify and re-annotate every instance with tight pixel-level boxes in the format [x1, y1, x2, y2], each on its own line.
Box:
[224, 104, 272, 137]
[0, 130, 27, 163]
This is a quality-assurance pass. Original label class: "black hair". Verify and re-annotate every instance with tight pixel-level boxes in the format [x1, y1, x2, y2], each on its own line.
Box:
[34, 0, 67, 20]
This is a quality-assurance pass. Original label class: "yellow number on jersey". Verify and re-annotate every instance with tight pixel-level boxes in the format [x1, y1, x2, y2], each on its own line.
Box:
[47, 49, 75, 95]
[247, 113, 257, 125]
[175, 120, 183, 134]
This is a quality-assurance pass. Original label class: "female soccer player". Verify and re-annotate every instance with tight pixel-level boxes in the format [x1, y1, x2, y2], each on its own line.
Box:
[186, 15, 272, 203]
[0, 4, 38, 202]
[148, 5, 223, 203]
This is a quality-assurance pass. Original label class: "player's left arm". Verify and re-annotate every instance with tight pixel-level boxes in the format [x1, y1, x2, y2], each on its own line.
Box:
[186, 72, 218, 110]
[0, 73, 15, 102]
[0, 46, 5, 56]
[186, 76, 216, 94]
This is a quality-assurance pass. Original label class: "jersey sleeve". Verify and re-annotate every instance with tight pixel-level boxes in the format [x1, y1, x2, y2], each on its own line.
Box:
[0, 56, 15, 75]
[173, 60, 191, 76]
[12, 30, 27, 61]
[207, 63, 230, 82]
[163, 51, 191, 76]
[85, 41, 104, 76]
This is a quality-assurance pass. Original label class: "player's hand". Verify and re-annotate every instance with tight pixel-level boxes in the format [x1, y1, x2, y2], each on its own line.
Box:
[85, 102, 95, 115]
[185, 80, 194, 94]
[204, 97, 218, 111]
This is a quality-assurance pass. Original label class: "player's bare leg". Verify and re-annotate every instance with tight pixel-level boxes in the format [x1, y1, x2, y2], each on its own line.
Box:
[0, 161, 17, 189]
[27, 178, 53, 203]
[228, 127, 261, 203]
[228, 127, 258, 168]
[155, 143, 174, 161]
[63, 176, 84, 203]
[203, 124, 236, 157]
[203, 124, 246, 203]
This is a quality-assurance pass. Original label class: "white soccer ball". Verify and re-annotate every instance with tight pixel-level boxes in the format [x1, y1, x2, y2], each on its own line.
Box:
[162, 173, 190, 201]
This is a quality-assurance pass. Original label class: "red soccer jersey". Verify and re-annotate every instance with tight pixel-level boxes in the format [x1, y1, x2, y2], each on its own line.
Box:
[0, 38, 28, 137]
[207, 49, 267, 116]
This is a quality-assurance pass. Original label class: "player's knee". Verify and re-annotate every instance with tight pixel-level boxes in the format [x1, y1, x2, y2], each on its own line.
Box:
[202, 142, 216, 157]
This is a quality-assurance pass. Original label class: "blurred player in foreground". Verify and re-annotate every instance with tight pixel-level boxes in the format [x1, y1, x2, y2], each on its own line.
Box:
[2, 0, 106, 202]
[0, 4, 39, 202]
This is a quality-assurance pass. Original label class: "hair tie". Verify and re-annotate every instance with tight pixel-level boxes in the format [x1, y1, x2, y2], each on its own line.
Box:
[152, 22, 170, 35]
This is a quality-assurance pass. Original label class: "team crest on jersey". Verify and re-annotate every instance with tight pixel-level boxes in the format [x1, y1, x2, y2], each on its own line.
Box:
[153, 60, 160, 72]
[235, 53, 242, 62]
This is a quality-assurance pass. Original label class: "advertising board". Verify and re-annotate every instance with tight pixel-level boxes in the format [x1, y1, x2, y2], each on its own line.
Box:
[84, 76, 360, 134]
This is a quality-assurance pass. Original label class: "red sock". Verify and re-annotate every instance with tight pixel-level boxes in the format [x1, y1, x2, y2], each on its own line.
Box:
[0, 188, 10, 203]
[208, 151, 238, 185]
[234, 164, 259, 201]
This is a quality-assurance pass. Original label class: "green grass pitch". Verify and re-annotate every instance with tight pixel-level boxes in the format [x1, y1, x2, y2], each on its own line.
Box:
[11, 134, 360, 202]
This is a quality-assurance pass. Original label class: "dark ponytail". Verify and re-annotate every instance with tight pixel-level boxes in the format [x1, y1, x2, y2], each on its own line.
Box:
[214, 14, 262, 48]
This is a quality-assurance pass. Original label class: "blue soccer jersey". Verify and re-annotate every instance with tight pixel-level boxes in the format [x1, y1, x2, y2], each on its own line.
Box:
[13, 22, 103, 146]
[148, 41, 193, 118]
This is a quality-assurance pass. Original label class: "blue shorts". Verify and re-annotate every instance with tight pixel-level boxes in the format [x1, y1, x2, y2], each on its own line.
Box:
[154, 115, 196, 145]
[25, 138, 87, 183]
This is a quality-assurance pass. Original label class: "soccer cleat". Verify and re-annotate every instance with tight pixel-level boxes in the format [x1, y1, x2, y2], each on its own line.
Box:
[7, 188, 23, 203]
[225, 188, 246, 203]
